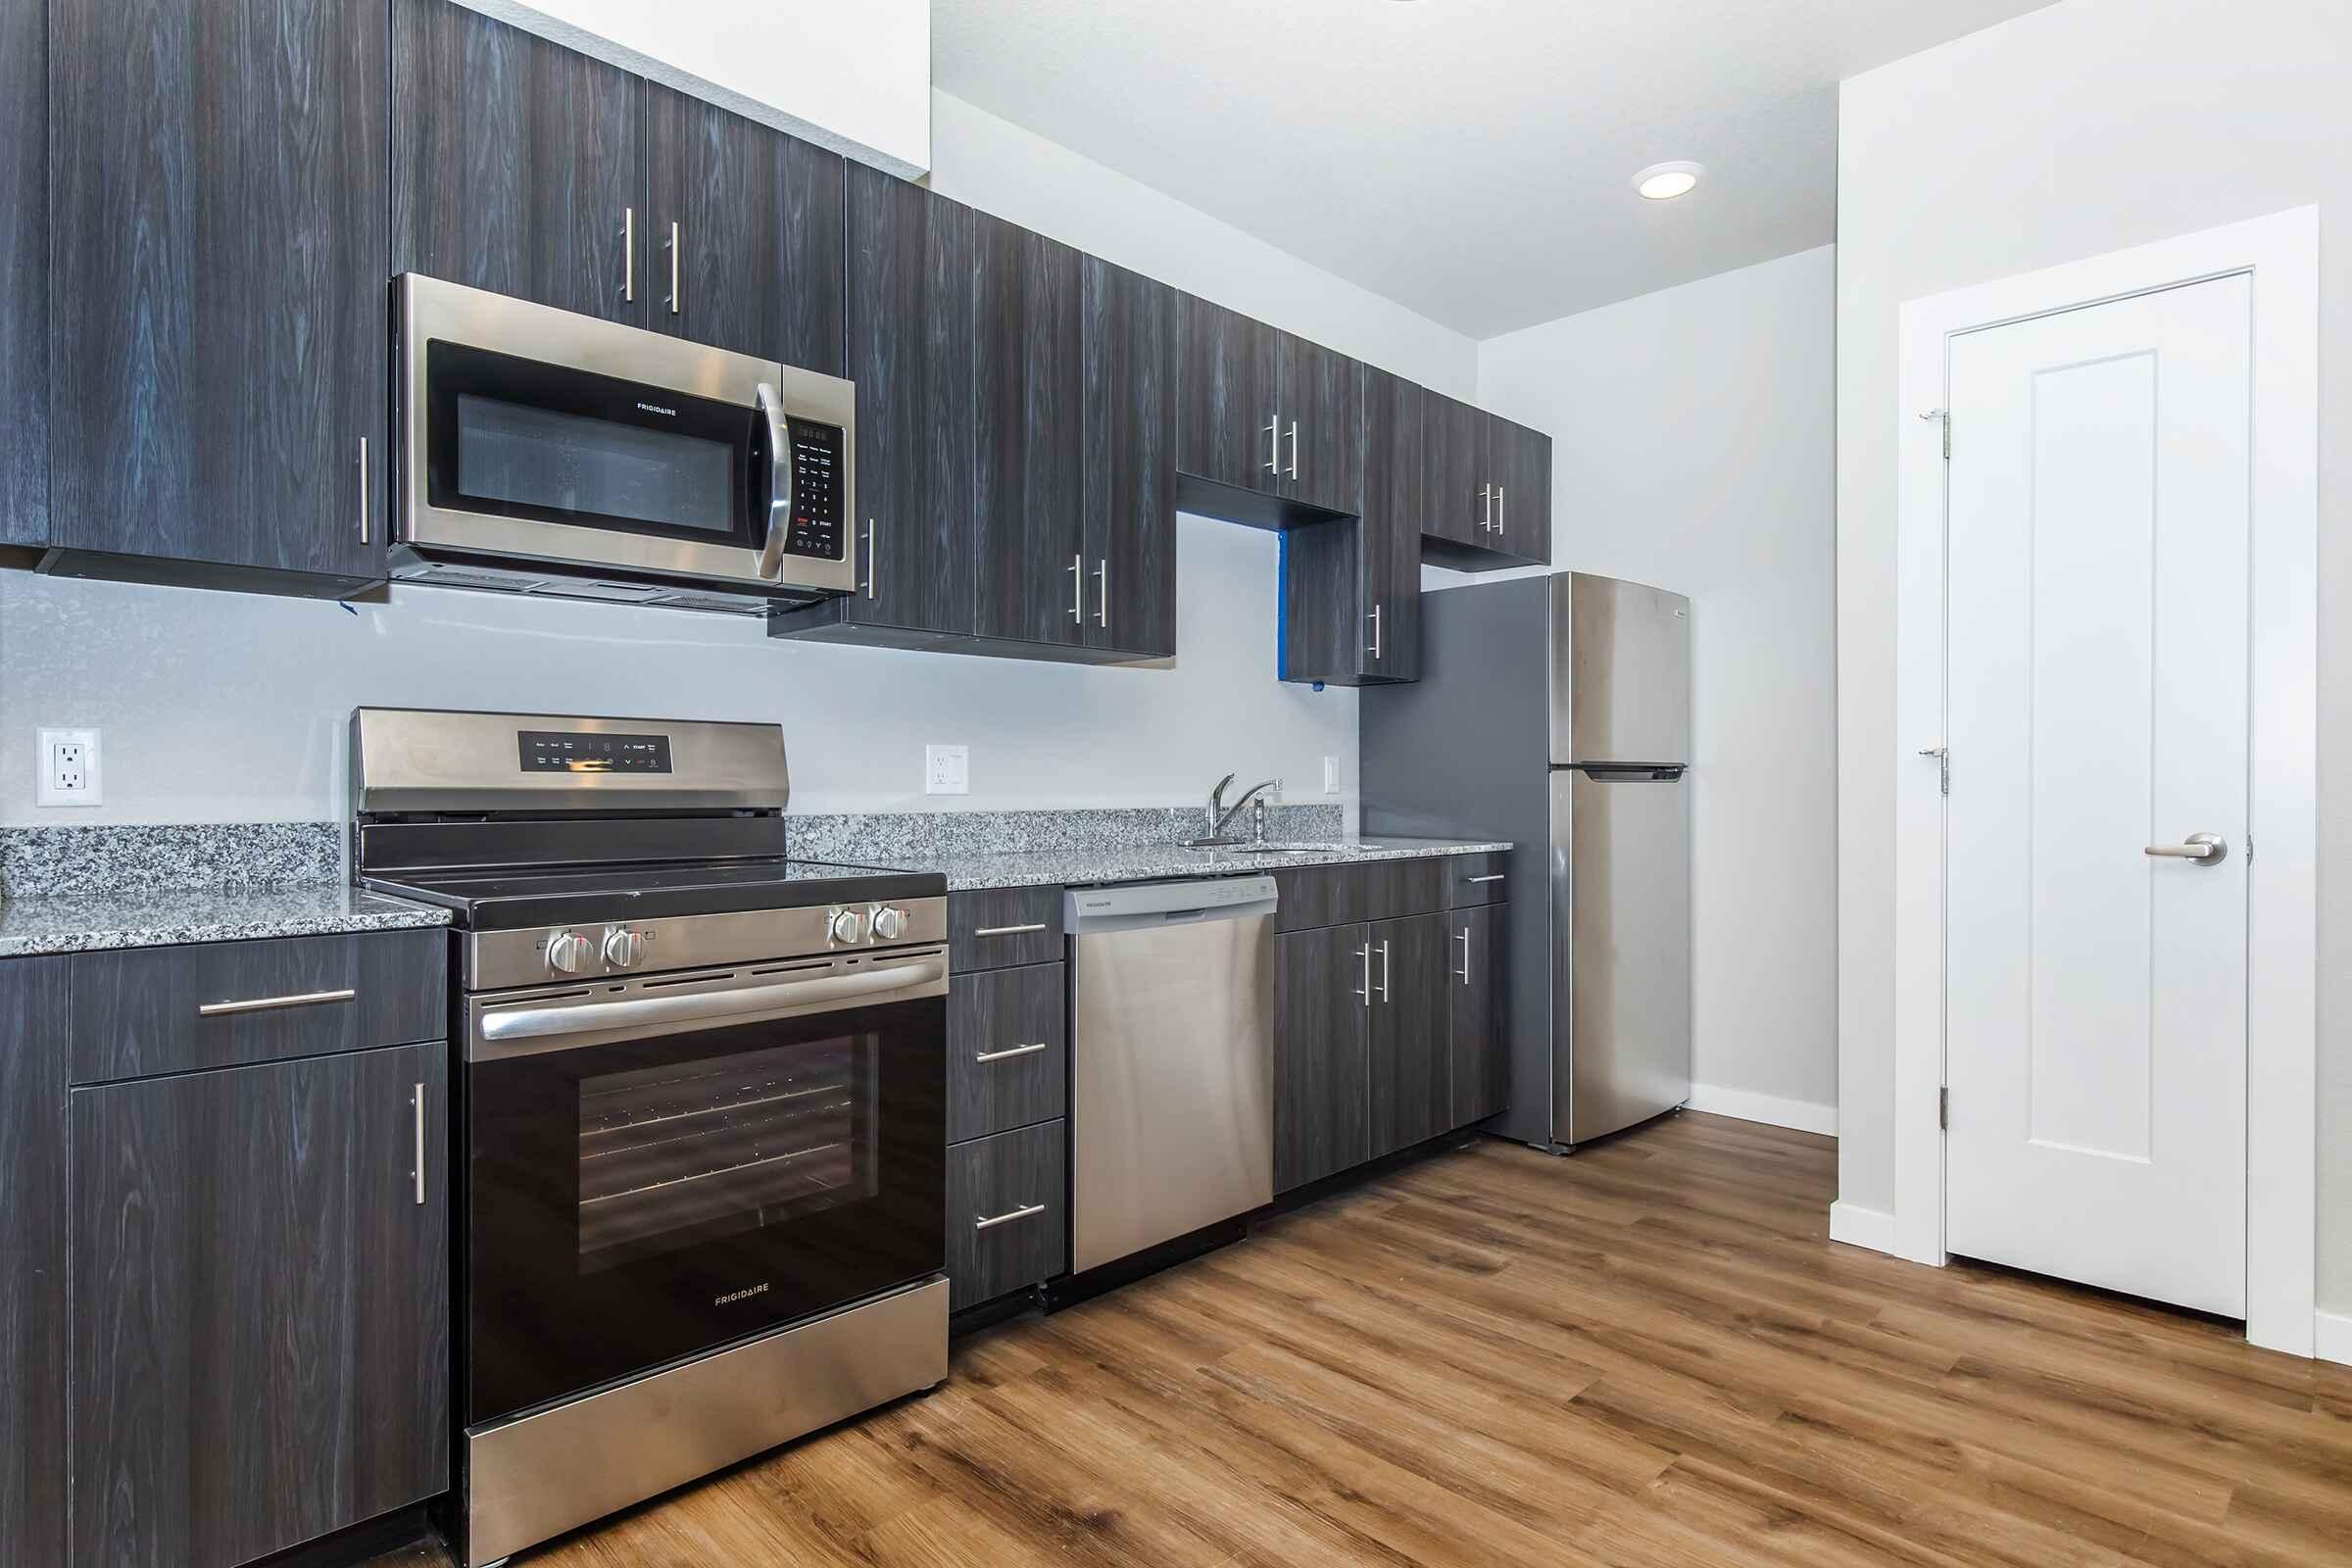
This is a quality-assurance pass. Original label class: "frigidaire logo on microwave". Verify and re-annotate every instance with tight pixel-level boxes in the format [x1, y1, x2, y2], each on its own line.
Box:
[636, 401, 678, 417]
[714, 1282, 769, 1306]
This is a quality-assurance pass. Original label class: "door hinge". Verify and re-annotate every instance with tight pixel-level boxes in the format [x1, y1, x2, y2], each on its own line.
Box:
[1918, 746, 1948, 795]
[1938, 1086, 1948, 1131]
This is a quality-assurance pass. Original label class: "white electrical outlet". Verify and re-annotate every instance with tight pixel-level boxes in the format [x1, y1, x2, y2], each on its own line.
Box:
[924, 744, 969, 796]
[37, 727, 102, 808]
[1322, 756, 1342, 795]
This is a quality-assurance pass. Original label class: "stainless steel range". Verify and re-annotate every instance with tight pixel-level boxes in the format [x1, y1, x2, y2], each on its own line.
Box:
[351, 708, 949, 1568]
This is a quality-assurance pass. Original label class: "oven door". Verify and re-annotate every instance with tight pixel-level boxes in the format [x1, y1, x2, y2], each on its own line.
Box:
[463, 946, 946, 1427]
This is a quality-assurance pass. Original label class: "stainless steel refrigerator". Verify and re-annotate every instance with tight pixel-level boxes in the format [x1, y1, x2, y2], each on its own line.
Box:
[1361, 571, 1690, 1152]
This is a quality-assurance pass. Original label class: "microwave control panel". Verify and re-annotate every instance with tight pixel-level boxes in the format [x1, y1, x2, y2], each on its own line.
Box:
[781, 418, 847, 561]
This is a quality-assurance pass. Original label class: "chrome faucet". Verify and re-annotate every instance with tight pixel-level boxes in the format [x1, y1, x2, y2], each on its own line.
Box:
[1190, 772, 1279, 848]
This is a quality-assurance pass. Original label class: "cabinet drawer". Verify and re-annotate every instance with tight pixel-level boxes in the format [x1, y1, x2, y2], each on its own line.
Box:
[1273, 860, 1445, 933]
[1359, 858, 1444, 922]
[68, 929, 447, 1084]
[949, 886, 1064, 972]
[946, 1121, 1066, 1310]
[1446, 853, 1511, 907]
[947, 963, 1067, 1143]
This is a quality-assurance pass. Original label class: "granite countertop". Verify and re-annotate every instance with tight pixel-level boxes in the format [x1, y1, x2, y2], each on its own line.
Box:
[854, 836, 1511, 893]
[0, 884, 452, 958]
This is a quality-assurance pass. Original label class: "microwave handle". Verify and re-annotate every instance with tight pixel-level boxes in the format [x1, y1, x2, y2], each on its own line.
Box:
[753, 380, 793, 582]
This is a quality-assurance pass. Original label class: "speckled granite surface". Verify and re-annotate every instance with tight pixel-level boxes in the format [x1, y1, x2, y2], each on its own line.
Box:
[787, 804, 1348, 864]
[0, 821, 344, 897]
[0, 884, 449, 958]
[841, 835, 1509, 893]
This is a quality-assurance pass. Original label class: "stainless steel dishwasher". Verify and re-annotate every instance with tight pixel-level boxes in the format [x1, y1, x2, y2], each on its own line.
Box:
[1065, 875, 1278, 1273]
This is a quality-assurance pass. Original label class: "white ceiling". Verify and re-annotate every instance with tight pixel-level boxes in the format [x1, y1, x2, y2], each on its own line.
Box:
[933, 0, 2056, 338]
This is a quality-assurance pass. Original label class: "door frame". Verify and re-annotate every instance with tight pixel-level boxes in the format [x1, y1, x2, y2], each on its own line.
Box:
[1888, 207, 2319, 1356]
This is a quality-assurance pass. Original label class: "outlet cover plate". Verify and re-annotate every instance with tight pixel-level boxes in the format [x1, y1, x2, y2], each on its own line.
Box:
[37, 727, 102, 808]
[924, 744, 969, 796]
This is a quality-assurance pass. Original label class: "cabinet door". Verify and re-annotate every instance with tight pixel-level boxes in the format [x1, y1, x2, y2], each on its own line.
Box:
[1177, 296, 1280, 495]
[1494, 417, 1552, 564]
[646, 84, 845, 373]
[392, 0, 644, 325]
[50, 0, 386, 580]
[70, 1044, 449, 1568]
[1449, 904, 1508, 1124]
[1368, 913, 1450, 1157]
[1362, 368, 1423, 678]
[1278, 333, 1364, 515]
[1421, 390, 1493, 550]
[973, 214, 1085, 646]
[1274, 925, 1369, 1192]
[0, 958, 68, 1568]
[1081, 259, 1178, 660]
[0, 0, 43, 551]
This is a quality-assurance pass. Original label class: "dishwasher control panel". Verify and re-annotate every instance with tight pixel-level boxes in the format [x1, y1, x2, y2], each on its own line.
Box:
[1064, 874, 1281, 928]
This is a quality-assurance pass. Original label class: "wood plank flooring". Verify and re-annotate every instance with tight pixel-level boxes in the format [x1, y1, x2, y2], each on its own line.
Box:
[369, 1113, 2352, 1567]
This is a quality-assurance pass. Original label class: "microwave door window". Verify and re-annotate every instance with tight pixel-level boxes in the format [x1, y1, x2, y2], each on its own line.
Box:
[457, 394, 736, 534]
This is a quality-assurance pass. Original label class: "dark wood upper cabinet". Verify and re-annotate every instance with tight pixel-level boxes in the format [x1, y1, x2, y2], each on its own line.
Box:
[771, 166, 975, 645]
[0, 958, 68, 1568]
[1081, 258, 1178, 660]
[1449, 902, 1509, 1125]
[1177, 296, 1281, 497]
[393, 0, 644, 325]
[1278, 333, 1365, 516]
[1274, 924, 1370, 1193]
[1494, 416, 1553, 564]
[972, 213, 1084, 647]
[70, 1043, 449, 1568]
[1, 0, 44, 554]
[645, 83, 845, 373]
[1421, 389, 1493, 551]
[1280, 367, 1421, 686]
[1368, 912, 1450, 1158]
[47, 0, 386, 586]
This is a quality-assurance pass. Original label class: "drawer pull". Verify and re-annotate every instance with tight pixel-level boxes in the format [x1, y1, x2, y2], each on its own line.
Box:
[198, 987, 357, 1017]
[975, 1041, 1050, 1064]
[971, 922, 1048, 939]
[975, 1201, 1046, 1232]
[1465, 873, 1506, 884]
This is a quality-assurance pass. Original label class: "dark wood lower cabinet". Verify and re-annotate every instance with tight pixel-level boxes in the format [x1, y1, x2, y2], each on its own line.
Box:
[1368, 913, 1449, 1157]
[69, 1043, 449, 1568]
[1449, 904, 1509, 1123]
[1273, 925, 1369, 1192]
[0, 958, 69, 1568]
[946, 1120, 1066, 1310]
[946, 961, 1068, 1144]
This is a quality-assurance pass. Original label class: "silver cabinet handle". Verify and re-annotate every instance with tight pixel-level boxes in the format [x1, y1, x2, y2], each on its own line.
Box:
[1069, 553, 1084, 623]
[972, 922, 1048, 938]
[975, 1201, 1046, 1231]
[357, 436, 369, 545]
[1094, 558, 1108, 627]
[1286, 419, 1298, 478]
[1265, 416, 1281, 473]
[411, 1081, 426, 1206]
[1454, 927, 1472, 984]
[975, 1041, 1050, 1064]
[622, 207, 635, 302]
[1365, 603, 1382, 659]
[1355, 944, 1371, 1005]
[198, 987, 357, 1017]
[1466, 873, 1505, 884]
[1495, 484, 1505, 534]
[1479, 482, 1491, 530]
[2144, 834, 2228, 865]
[861, 519, 878, 601]
[666, 220, 681, 315]
[1378, 940, 1392, 1002]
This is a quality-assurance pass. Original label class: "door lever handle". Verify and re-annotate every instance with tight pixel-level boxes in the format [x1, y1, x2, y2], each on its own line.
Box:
[2144, 834, 2228, 865]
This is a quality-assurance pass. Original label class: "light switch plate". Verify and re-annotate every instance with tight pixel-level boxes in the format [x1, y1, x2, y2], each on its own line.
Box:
[924, 744, 969, 796]
[1322, 756, 1342, 795]
[37, 727, 102, 807]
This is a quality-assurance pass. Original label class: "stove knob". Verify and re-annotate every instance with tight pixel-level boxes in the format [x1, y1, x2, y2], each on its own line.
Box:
[603, 926, 651, 968]
[829, 907, 867, 945]
[546, 930, 595, 974]
[869, 905, 906, 942]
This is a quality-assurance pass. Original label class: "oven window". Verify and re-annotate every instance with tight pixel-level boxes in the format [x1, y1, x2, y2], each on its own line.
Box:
[576, 1034, 876, 1272]
[458, 394, 736, 533]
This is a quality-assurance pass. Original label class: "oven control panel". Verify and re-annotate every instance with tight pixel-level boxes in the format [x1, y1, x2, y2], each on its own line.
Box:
[519, 730, 672, 774]
[781, 417, 846, 562]
[471, 899, 951, 991]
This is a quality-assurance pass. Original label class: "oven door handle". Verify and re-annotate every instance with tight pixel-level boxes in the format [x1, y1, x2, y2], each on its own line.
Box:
[753, 379, 793, 582]
[473, 951, 947, 1059]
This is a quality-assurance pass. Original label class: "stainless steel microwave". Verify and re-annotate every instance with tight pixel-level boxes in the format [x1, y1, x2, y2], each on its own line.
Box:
[391, 274, 856, 613]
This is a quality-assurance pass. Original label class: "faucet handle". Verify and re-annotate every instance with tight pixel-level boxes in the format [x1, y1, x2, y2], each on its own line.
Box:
[1208, 771, 1236, 816]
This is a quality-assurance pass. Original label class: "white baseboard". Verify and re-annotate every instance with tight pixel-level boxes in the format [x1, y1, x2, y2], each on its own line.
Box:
[1685, 1083, 1838, 1137]
[2317, 1310, 2352, 1368]
[1828, 1200, 1900, 1255]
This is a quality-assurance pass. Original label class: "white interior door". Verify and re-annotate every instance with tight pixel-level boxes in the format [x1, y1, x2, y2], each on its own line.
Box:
[1943, 275, 2250, 1317]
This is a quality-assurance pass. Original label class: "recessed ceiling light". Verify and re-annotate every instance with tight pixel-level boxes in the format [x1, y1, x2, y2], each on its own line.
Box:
[1633, 161, 1703, 201]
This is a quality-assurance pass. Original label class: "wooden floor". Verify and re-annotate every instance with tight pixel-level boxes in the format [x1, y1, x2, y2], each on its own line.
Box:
[373, 1113, 2352, 1567]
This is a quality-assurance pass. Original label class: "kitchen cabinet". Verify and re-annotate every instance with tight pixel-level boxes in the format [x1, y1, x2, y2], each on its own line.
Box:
[47, 0, 387, 592]
[393, 0, 645, 326]
[0, 958, 68, 1568]
[70, 1043, 449, 1568]
[1176, 296, 1366, 525]
[973, 214, 1085, 648]
[645, 83, 846, 373]
[1278, 333, 1366, 516]
[1082, 258, 1179, 660]
[1281, 368, 1422, 685]
[1368, 912, 1450, 1158]
[1177, 296, 1281, 499]
[946, 1120, 1066, 1311]
[1494, 417, 1554, 564]
[0, 0, 43, 556]
[773, 166, 976, 646]
[1449, 903, 1509, 1124]
[948, 885, 1065, 972]
[1423, 390, 1550, 567]
[947, 961, 1068, 1144]
[1273, 924, 1371, 1192]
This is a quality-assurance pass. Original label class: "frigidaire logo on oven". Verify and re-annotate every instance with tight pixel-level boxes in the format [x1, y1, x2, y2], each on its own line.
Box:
[636, 401, 678, 417]
[714, 1282, 769, 1306]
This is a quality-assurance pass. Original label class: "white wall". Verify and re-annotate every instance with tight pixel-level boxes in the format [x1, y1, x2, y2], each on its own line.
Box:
[459, 0, 934, 176]
[1475, 247, 1838, 1125]
[0, 96, 1476, 826]
[1835, 0, 2350, 1307]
